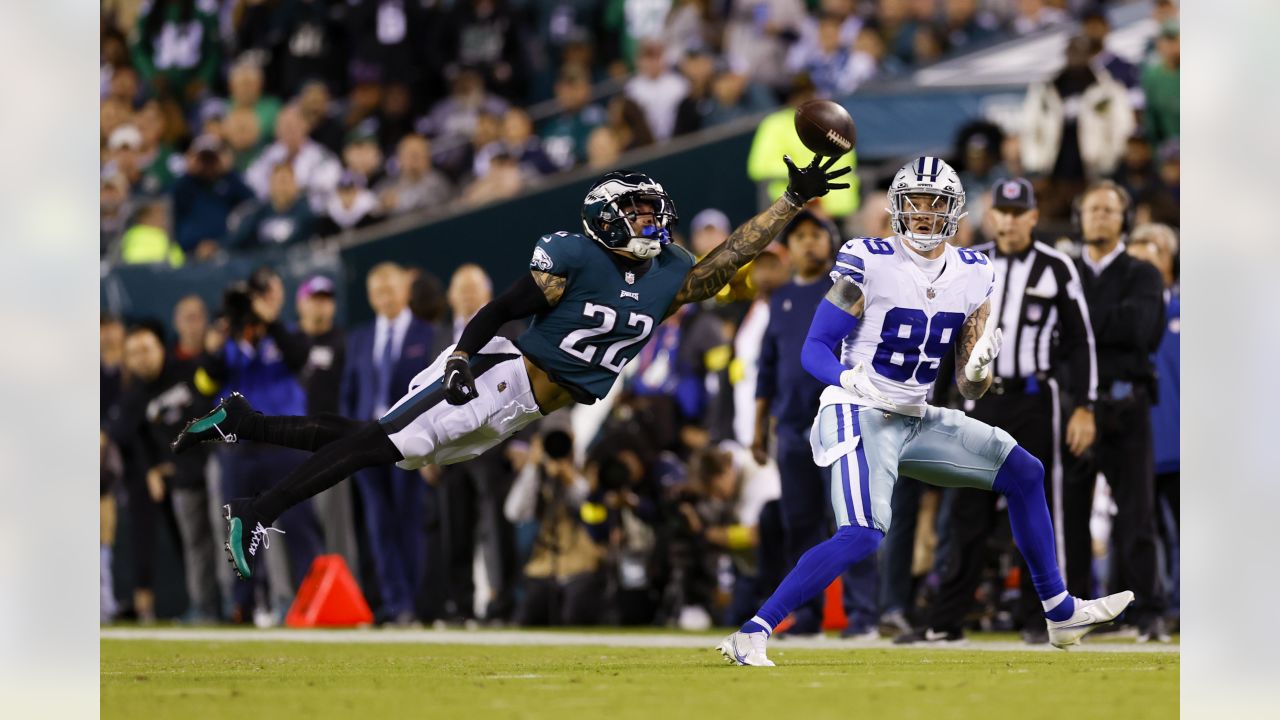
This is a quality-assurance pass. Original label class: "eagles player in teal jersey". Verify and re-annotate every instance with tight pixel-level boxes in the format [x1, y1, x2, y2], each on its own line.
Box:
[173, 158, 849, 581]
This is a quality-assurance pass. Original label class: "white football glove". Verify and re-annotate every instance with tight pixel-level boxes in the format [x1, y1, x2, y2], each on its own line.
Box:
[963, 325, 1004, 382]
[839, 361, 897, 410]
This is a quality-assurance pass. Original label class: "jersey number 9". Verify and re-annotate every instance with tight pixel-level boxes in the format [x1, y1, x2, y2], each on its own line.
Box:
[873, 307, 967, 384]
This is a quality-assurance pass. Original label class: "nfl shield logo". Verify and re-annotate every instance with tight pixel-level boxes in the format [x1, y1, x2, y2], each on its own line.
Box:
[625, 271, 636, 285]
[926, 287, 937, 300]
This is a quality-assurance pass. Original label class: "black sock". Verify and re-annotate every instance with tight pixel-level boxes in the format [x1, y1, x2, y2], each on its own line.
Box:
[252, 421, 403, 523]
[237, 412, 365, 452]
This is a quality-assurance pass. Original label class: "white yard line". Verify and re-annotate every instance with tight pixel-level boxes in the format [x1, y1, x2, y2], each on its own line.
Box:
[100, 628, 1178, 654]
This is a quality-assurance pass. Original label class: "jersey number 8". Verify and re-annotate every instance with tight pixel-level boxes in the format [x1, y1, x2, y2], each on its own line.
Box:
[559, 303, 656, 374]
[874, 307, 967, 384]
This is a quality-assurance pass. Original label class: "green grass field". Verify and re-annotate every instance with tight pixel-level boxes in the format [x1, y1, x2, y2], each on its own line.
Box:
[102, 632, 1177, 720]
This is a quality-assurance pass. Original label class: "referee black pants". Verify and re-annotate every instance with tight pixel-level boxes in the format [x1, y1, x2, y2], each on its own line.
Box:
[926, 387, 1065, 631]
[1063, 391, 1164, 626]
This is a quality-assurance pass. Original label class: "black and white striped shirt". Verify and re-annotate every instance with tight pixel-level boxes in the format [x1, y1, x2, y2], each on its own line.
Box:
[972, 240, 1098, 403]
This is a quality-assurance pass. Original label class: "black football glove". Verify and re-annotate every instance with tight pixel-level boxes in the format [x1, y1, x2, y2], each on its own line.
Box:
[443, 354, 479, 405]
[782, 154, 851, 207]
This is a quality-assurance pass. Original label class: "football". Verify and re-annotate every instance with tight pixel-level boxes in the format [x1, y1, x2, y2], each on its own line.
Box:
[794, 99, 857, 157]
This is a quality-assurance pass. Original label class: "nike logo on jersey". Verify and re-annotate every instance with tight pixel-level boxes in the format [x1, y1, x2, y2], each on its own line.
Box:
[620, 290, 640, 301]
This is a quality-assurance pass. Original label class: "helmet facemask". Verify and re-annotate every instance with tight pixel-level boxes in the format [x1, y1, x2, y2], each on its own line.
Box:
[614, 192, 677, 259]
[889, 188, 966, 252]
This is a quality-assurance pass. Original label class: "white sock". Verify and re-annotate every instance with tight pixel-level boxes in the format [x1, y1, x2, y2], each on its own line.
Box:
[1041, 590, 1070, 614]
[748, 615, 773, 636]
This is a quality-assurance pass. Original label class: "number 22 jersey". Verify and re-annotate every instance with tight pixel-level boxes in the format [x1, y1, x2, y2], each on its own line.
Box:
[823, 235, 996, 416]
[515, 231, 695, 403]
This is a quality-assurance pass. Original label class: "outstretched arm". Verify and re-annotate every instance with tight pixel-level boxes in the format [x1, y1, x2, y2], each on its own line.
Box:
[955, 299, 998, 400]
[669, 154, 851, 310]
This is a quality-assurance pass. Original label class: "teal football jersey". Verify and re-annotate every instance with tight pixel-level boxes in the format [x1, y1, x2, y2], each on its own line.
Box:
[515, 231, 695, 401]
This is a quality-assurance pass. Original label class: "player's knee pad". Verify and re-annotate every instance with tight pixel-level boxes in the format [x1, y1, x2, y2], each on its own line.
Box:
[994, 445, 1043, 495]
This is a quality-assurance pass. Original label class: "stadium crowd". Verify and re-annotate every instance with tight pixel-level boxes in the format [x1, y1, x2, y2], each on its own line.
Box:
[100, 0, 1180, 642]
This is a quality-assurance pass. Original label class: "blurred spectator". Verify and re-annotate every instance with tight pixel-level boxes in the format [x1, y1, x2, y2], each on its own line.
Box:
[106, 65, 143, 109]
[506, 430, 607, 626]
[441, 110, 503, 182]
[345, 0, 434, 89]
[341, 123, 387, 187]
[941, 0, 1000, 52]
[624, 40, 690, 142]
[499, 108, 559, 178]
[723, 0, 808, 93]
[463, 153, 526, 205]
[227, 58, 282, 141]
[197, 267, 326, 624]
[317, 171, 383, 236]
[439, 0, 528, 101]
[101, 25, 132, 100]
[297, 80, 345, 154]
[1010, 0, 1068, 36]
[674, 48, 720, 136]
[585, 126, 623, 170]
[171, 294, 209, 362]
[602, 0, 673, 71]
[606, 95, 656, 152]
[747, 76, 859, 219]
[952, 120, 1009, 232]
[1021, 36, 1133, 215]
[270, 0, 350, 98]
[129, 0, 220, 104]
[664, 0, 720, 63]
[1081, 7, 1141, 104]
[877, 0, 915, 65]
[223, 106, 264, 173]
[101, 170, 134, 257]
[688, 208, 753, 304]
[418, 68, 510, 152]
[732, 251, 787, 446]
[196, 99, 228, 141]
[1113, 133, 1160, 204]
[1141, 22, 1180, 146]
[540, 65, 607, 170]
[119, 323, 221, 623]
[245, 104, 343, 211]
[703, 64, 776, 128]
[376, 82, 417, 157]
[376, 134, 455, 216]
[911, 24, 949, 66]
[341, 262, 437, 624]
[785, 13, 875, 99]
[119, 201, 184, 267]
[101, 97, 134, 151]
[106, 123, 173, 199]
[172, 135, 256, 260]
[1126, 222, 1180, 623]
[231, 163, 317, 249]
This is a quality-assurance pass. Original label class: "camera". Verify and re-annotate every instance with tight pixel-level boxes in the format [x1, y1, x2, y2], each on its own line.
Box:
[221, 281, 257, 336]
[542, 429, 573, 461]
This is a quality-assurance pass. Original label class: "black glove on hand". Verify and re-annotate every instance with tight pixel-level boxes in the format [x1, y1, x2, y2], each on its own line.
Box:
[443, 354, 479, 405]
[782, 154, 852, 207]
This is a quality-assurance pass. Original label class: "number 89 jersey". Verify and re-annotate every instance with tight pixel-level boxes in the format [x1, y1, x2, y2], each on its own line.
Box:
[515, 231, 695, 402]
[825, 235, 995, 415]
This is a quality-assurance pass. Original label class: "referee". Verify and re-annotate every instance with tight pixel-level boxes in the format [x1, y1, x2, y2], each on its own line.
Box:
[898, 178, 1098, 645]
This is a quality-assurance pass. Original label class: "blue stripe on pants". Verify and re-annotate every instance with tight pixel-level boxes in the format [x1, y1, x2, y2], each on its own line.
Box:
[850, 408, 873, 527]
[836, 407, 856, 524]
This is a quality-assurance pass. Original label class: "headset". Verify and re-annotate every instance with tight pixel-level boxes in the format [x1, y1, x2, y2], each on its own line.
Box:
[1072, 179, 1135, 238]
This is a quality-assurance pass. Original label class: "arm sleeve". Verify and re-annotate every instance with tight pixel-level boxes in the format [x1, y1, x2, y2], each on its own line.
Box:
[1053, 259, 1099, 403]
[801, 298, 860, 388]
[454, 271, 551, 356]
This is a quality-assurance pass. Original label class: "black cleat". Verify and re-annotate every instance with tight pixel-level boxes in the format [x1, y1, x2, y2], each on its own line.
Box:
[172, 392, 255, 454]
[893, 627, 967, 645]
[223, 497, 283, 580]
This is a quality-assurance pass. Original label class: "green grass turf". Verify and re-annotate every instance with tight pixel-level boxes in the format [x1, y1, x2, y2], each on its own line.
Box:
[102, 639, 1177, 720]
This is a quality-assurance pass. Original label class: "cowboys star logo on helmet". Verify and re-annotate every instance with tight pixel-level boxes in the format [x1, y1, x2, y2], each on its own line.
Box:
[888, 156, 967, 252]
[581, 170, 679, 259]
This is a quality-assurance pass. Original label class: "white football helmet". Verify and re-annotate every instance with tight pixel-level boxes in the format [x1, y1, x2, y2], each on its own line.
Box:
[888, 156, 967, 252]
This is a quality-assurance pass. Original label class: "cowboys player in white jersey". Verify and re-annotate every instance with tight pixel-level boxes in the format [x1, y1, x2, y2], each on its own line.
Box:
[720, 157, 1134, 666]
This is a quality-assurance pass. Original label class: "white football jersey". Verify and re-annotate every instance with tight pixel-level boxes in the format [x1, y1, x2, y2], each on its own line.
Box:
[820, 235, 995, 416]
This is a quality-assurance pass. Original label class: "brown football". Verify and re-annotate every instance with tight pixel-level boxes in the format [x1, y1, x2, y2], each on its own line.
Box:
[794, 99, 857, 157]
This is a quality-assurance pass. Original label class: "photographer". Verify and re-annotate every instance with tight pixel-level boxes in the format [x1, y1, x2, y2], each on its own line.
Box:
[587, 435, 664, 626]
[197, 266, 324, 624]
[171, 134, 254, 262]
[504, 430, 607, 627]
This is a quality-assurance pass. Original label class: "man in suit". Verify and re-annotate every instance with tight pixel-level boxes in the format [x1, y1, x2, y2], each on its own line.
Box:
[341, 262, 437, 625]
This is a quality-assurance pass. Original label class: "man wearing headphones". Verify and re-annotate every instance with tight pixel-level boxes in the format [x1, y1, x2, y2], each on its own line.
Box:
[1067, 181, 1168, 641]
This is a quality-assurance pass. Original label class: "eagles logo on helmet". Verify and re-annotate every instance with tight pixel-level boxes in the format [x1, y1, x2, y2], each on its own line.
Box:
[888, 156, 967, 252]
[581, 170, 678, 259]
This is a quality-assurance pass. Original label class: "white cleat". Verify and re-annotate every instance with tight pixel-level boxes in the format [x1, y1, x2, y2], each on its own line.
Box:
[1047, 591, 1135, 649]
[717, 631, 775, 667]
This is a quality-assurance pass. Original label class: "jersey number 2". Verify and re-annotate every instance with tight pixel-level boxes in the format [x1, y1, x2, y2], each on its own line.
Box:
[559, 303, 655, 373]
[873, 308, 967, 384]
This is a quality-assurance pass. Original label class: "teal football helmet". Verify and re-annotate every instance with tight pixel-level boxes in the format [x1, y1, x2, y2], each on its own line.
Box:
[581, 170, 678, 259]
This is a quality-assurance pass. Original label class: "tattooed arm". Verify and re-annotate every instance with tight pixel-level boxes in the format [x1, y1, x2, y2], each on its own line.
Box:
[531, 270, 566, 306]
[825, 275, 865, 317]
[955, 299, 995, 400]
[668, 197, 801, 312]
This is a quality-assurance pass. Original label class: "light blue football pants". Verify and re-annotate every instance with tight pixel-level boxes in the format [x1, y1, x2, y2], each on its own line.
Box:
[811, 403, 1017, 534]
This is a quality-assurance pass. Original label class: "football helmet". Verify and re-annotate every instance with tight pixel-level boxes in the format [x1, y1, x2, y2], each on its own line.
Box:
[888, 156, 966, 252]
[581, 170, 678, 259]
